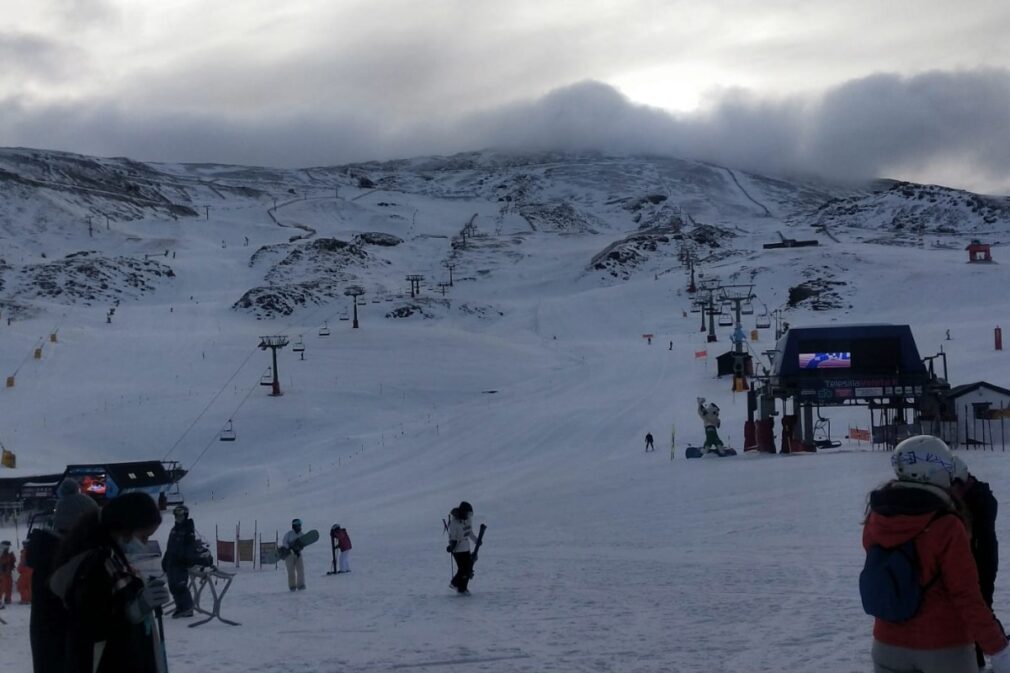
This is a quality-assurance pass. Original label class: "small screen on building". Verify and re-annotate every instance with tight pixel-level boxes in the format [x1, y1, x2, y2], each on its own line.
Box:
[798, 352, 851, 369]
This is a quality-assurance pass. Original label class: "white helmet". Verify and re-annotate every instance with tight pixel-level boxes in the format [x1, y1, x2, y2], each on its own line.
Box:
[891, 435, 955, 489]
[951, 454, 969, 483]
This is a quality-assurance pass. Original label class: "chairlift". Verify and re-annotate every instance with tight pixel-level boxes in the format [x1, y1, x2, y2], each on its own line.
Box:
[338, 313, 350, 321]
[260, 367, 273, 386]
[690, 303, 702, 313]
[718, 313, 734, 327]
[219, 420, 236, 442]
[741, 302, 754, 315]
[756, 307, 771, 329]
[318, 322, 331, 336]
[292, 336, 305, 353]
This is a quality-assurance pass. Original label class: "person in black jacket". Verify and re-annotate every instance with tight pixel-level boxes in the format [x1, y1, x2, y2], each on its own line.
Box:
[49, 492, 169, 673]
[952, 455, 1000, 670]
[162, 505, 208, 618]
[26, 478, 99, 673]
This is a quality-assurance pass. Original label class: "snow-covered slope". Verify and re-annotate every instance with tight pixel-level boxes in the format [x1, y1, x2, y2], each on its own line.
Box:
[2, 148, 1009, 672]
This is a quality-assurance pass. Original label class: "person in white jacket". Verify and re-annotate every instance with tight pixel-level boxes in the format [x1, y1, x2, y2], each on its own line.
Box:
[446, 501, 478, 594]
[282, 518, 307, 591]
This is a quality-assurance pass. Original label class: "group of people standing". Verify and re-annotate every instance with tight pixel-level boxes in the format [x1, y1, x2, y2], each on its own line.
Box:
[0, 537, 31, 607]
[862, 434, 1007, 673]
[19, 478, 214, 673]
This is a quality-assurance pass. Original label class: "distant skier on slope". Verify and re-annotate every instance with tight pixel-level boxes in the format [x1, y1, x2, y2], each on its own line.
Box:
[697, 397, 725, 454]
[645, 433, 654, 452]
[446, 501, 478, 594]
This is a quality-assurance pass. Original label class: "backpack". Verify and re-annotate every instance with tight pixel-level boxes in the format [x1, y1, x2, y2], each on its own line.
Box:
[859, 514, 944, 623]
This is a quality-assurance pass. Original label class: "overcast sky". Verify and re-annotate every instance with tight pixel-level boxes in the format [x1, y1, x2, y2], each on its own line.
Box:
[4, 0, 1010, 192]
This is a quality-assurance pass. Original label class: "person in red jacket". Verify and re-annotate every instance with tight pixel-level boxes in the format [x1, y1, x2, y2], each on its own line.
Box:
[864, 435, 1010, 673]
[16, 545, 31, 604]
[332, 525, 352, 573]
[0, 540, 15, 607]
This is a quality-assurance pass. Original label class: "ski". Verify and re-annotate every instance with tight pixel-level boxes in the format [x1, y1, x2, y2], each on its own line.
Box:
[471, 523, 487, 565]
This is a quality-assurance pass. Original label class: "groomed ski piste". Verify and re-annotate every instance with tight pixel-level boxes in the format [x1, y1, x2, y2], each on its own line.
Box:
[2, 150, 1009, 672]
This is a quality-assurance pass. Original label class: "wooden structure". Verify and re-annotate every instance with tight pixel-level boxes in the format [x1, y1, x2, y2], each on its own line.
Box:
[966, 239, 993, 263]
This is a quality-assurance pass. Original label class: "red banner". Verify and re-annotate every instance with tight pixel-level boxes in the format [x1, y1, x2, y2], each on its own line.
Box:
[849, 427, 870, 442]
[216, 540, 235, 563]
[694, 350, 708, 359]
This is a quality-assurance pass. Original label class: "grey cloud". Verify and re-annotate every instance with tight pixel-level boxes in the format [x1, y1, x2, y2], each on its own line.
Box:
[2, 69, 1010, 194]
[0, 32, 87, 84]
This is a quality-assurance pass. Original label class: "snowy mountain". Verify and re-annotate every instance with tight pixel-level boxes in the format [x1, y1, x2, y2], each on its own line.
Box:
[2, 147, 1010, 672]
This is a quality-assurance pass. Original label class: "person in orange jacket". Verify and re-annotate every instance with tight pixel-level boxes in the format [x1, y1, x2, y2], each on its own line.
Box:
[16, 545, 32, 604]
[863, 436, 1010, 673]
[0, 540, 14, 606]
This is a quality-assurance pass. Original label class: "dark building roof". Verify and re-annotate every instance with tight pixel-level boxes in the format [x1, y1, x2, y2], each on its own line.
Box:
[769, 324, 929, 402]
[64, 461, 172, 489]
[946, 381, 1010, 399]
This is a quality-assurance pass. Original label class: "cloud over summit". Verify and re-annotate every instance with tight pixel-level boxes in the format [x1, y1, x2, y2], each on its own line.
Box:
[2, 69, 1010, 193]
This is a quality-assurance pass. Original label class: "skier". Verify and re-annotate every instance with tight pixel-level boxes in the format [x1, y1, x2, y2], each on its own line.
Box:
[862, 436, 1010, 673]
[26, 478, 98, 673]
[447, 501, 478, 594]
[645, 432, 654, 452]
[162, 504, 212, 618]
[282, 518, 307, 591]
[49, 492, 170, 673]
[331, 524, 352, 573]
[951, 455, 1001, 670]
[697, 397, 725, 454]
[17, 545, 31, 604]
[0, 540, 14, 607]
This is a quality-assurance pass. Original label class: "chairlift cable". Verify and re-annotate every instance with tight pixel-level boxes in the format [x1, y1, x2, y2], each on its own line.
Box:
[162, 346, 259, 460]
[187, 374, 261, 471]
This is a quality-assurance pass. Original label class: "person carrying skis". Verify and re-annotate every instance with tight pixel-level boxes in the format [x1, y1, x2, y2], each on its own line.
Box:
[446, 501, 478, 594]
[331, 524, 352, 573]
[49, 492, 170, 673]
[951, 455, 1001, 670]
[697, 397, 725, 454]
[162, 504, 212, 618]
[862, 435, 1010, 673]
[27, 477, 98, 673]
[645, 433, 654, 452]
[0, 540, 14, 607]
[282, 518, 307, 591]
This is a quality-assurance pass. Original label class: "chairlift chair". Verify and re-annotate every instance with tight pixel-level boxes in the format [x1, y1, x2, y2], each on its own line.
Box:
[260, 367, 273, 386]
[741, 302, 754, 315]
[756, 309, 771, 329]
[318, 322, 331, 336]
[718, 313, 734, 327]
[219, 420, 236, 442]
[292, 336, 305, 353]
[690, 303, 702, 313]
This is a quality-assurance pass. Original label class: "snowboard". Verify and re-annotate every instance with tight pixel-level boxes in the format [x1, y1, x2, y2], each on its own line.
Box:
[265, 529, 319, 563]
[685, 446, 738, 459]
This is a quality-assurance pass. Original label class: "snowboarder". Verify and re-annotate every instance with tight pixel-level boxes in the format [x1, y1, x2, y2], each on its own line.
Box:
[862, 436, 1010, 673]
[49, 492, 170, 673]
[162, 504, 212, 618]
[951, 455, 1001, 670]
[26, 477, 98, 673]
[331, 524, 352, 573]
[282, 518, 307, 591]
[0, 540, 14, 607]
[447, 501, 479, 594]
[645, 432, 654, 452]
[16, 545, 31, 604]
[697, 397, 725, 454]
